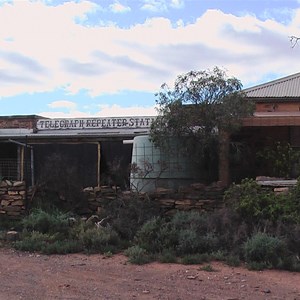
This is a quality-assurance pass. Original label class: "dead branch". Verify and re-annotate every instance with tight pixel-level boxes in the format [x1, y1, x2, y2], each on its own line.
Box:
[289, 35, 300, 48]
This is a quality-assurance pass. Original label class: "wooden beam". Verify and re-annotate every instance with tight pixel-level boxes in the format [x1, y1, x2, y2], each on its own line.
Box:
[97, 142, 101, 187]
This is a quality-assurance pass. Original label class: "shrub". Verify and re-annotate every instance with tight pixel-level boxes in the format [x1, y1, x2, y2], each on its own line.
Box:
[177, 230, 218, 255]
[124, 245, 150, 265]
[225, 178, 300, 224]
[257, 141, 300, 178]
[79, 226, 121, 254]
[40, 239, 82, 254]
[135, 217, 177, 253]
[14, 231, 51, 252]
[171, 211, 209, 234]
[21, 209, 70, 235]
[201, 264, 216, 272]
[225, 255, 241, 267]
[158, 249, 177, 263]
[181, 253, 211, 265]
[99, 194, 160, 241]
[243, 232, 288, 269]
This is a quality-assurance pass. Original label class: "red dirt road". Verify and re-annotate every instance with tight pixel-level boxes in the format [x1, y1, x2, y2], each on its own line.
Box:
[0, 248, 299, 300]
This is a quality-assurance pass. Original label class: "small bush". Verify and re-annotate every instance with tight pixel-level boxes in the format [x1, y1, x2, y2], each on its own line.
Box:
[171, 211, 209, 234]
[135, 217, 177, 253]
[246, 261, 267, 271]
[14, 231, 51, 252]
[201, 264, 216, 272]
[225, 255, 241, 267]
[177, 230, 218, 255]
[21, 209, 70, 235]
[225, 178, 300, 224]
[99, 194, 160, 241]
[124, 245, 150, 265]
[243, 232, 288, 269]
[158, 249, 177, 263]
[181, 253, 211, 265]
[79, 227, 121, 254]
[211, 250, 227, 261]
[41, 239, 82, 254]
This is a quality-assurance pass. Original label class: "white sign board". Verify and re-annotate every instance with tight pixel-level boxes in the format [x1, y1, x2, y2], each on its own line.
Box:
[37, 117, 156, 130]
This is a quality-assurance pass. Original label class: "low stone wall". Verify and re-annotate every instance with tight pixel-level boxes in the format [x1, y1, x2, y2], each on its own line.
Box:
[0, 180, 26, 218]
[1, 181, 225, 219]
[84, 182, 225, 215]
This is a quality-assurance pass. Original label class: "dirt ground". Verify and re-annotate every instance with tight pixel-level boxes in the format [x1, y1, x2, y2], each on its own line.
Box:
[0, 248, 299, 300]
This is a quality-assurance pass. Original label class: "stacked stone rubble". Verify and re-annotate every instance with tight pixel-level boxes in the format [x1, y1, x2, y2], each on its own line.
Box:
[0, 180, 27, 218]
[83, 182, 225, 215]
[149, 182, 225, 214]
[83, 186, 121, 214]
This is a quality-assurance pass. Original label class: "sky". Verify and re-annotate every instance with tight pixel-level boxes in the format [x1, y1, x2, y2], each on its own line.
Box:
[0, 0, 300, 118]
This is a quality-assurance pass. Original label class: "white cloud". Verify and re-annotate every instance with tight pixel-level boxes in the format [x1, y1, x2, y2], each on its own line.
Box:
[170, 0, 184, 9]
[141, 0, 167, 12]
[39, 104, 157, 118]
[109, 2, 131, 13]
[1, 0, 300, 102]
[97, 104, 157, 117]
[48, 100, 77, 110]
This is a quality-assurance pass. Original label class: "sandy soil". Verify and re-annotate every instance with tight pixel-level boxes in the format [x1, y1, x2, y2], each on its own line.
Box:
[0, 247, 299, 300]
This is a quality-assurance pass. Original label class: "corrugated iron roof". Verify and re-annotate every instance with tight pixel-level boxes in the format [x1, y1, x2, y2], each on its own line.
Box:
[244, 72, 300, 98]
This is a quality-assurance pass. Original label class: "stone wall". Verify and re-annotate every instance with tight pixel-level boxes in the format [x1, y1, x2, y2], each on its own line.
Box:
[1, 181, 225, 219]
[84, 182, 225, 215]
[0, 180, 26, 218]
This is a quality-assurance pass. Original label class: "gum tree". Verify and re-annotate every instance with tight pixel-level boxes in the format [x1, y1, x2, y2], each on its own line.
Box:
[150, 67, 254, 185]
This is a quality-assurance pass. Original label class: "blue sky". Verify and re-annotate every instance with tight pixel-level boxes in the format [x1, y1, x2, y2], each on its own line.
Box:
[0, 0, 300, 118]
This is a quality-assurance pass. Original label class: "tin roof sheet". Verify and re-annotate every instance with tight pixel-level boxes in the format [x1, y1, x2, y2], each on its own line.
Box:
[244, 72, 300, 98]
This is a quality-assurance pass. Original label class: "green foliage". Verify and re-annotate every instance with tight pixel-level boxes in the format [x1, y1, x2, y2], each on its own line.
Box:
[225, 255, 241, 267]
[134, 211, 219, 257]
[14, 209, 122, 255]
[158, 249, 177, 263]
[21, 208, 70, 235]
[181, 253, 211, 265]
[150, 67, 254, 181]
[200, 264, 216, 272]
[0, 216, 22, 231]
[135, 217, 177, 253]
[257, 142, 300, 178]
[225, 178, 300, 224]
[124, 245, 151, 265]
[99, 194, 160, 241]
[177, 230, 218, 255]
[78, 227, 121, 254]
[243, 232, 288, 269]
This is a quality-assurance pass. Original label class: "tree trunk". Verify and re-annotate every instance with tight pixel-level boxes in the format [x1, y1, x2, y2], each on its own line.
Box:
[218, 130, 230, 187]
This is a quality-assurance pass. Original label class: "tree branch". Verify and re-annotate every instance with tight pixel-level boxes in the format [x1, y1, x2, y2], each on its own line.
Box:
[289, 36, 300, 48]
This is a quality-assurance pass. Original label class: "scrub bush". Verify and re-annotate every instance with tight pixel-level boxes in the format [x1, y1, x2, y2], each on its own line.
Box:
[243, 232, 288, 269]
[99, 194, 160, 241]
[181, 253, 211, 265]
[135, 217, 176, 253]
[78, 226, 121, 254]
[225, 178, 300, 224]
[124, 245, 150, 265]
[21, 208, 70, 235]
[158, 249, 177, 263]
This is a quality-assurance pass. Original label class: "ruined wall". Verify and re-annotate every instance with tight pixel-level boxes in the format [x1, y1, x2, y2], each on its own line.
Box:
[1, 181, 225, 219]
[0, 180, 27, 218]
[0, 115, 40, 129]
[84, 182, 225, 215]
